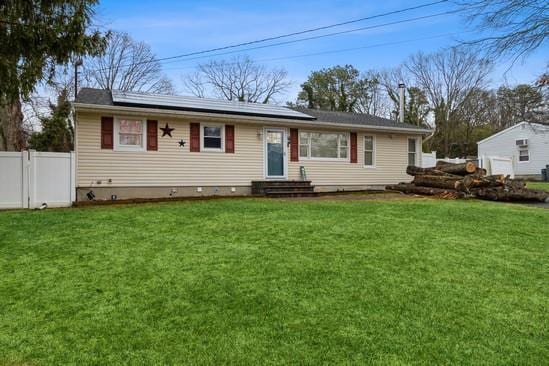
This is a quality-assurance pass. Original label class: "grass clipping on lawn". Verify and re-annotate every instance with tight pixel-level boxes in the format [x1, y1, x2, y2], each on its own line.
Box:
[0, 198, 548, 365]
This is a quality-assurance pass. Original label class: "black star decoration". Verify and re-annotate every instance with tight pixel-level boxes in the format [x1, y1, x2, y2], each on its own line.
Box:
[178, 139, 186, 147]
[160, 123, 175, 137]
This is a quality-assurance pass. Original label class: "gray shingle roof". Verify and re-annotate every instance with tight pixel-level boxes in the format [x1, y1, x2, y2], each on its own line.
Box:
[289, 107, 427, 131]
[75, 88, 430, 132]
[75, 88, 113, 106]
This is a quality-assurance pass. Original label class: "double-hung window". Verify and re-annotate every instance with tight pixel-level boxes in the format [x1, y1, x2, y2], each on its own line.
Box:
[519, 148, 529, 162]
[299, 132, 348, 160]
[408, 138, 417, 166]
[115, 118, 146, 151]
[364, 136, 375, 167]
[202, 124, 224, 151]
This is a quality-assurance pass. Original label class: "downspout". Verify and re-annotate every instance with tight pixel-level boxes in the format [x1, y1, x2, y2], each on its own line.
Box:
[398, 83, 405, 123]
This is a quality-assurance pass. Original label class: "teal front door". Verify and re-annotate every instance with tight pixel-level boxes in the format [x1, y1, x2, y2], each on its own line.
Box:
[265, 129, 286, 178]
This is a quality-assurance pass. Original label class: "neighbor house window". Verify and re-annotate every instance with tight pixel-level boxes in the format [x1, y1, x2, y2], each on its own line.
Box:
[408, 138, 417, 166]
[364, 136, 375, 167]
[115, 118, 146, 151]
[202, 124, 224, 150]
[299, 132, 348, 159]
[519, 148, 529, 162]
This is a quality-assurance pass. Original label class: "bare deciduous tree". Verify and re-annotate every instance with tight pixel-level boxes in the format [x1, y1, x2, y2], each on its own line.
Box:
[183, 56, 290, 103]
[404, 48, 492, 155]
[354, 70, 388, 117]
[84, 31, 174, 94]
[458, 0, 548, 61]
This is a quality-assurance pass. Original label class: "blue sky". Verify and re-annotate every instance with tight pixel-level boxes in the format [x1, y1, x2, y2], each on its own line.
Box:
[95, 0, 548, 102]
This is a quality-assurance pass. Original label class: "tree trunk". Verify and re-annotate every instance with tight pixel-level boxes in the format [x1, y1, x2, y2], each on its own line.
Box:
[471, 187, 549, 202]
[435, 161, 477, 175]
[0, 96, 25, 151]
[473, 168, 487, 176]
[413, 175, 463, 190]
[406, 166, 462, 178]
[386, 183, 465, 199]
[462, 175, 505, 189]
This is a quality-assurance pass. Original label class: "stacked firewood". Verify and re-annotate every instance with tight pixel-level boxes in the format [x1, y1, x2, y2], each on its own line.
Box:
[387, 161, 549, 202]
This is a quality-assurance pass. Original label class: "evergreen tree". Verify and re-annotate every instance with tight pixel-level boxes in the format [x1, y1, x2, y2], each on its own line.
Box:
[29, 89, 73, 152]
[0, 0, 107, 150]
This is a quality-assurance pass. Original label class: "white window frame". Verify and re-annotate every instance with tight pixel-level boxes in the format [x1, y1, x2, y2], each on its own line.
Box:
[518, 148, 530, 163]
[363, 135, 376, 168]
[298, 131, 350, 161]
[114, 117, 147, 152]
[200, 123, 225, 152]
[264, 127, 288, 179]
[408, 137, 418, 166]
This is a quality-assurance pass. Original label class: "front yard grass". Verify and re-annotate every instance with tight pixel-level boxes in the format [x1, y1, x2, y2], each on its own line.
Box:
[527, 181, 549, 191]
[1, 198, 548, 365]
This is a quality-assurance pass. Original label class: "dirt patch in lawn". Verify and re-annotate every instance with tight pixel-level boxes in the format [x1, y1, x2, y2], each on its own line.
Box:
[279, 191, 422, 201]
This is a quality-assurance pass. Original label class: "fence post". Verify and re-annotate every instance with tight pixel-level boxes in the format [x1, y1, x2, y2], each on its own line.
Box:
[70, 151, 76, 204]
[28, 150, 36, 209]
[20, 150, 29, 208]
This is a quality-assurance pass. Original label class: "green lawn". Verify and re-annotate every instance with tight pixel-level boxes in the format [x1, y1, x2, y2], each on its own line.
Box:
[1, 198, 548, 365]
[527, 181, 549, 191]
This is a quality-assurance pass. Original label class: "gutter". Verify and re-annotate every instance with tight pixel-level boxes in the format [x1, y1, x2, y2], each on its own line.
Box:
[73, 102, 433, 135]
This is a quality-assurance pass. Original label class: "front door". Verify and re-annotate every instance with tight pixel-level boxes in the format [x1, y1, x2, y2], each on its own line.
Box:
[265, 128, 287, 179]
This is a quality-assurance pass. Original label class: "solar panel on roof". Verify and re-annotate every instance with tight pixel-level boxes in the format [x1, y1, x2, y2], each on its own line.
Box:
[111, 90, 314, 120]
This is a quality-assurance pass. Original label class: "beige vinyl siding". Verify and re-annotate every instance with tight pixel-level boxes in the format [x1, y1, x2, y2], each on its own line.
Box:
[76, 112, 264, 187]
[76, 111, 421, 188]
[289, 133, 417, 185]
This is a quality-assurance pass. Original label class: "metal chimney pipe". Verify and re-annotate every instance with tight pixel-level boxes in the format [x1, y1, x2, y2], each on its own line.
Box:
[398, 83, 405, 123]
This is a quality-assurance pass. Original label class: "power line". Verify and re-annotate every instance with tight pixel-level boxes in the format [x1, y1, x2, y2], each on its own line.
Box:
[91, 0, 452, 72]
[154, 0, 449, 62]
[155, 7, 473, 69]
[162, 31, 474, 72]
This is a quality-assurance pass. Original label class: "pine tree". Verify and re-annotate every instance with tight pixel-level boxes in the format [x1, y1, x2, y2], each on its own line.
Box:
[29, 89, 73, 152]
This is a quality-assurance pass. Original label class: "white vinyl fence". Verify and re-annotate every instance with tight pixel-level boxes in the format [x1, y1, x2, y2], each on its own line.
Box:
[0, 151, 75, 209]
[421, 151, 467, 168]
[479, 155, 514, 178]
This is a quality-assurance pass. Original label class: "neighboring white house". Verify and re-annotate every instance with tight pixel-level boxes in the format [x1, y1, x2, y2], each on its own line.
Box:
[477, 122, 549, 179]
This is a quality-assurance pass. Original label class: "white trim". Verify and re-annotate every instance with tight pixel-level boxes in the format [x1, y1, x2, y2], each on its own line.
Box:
[200, 122, 225, 152]
[518, 147, 530, 163]
[408, 137, 418, 166]
[363, 135, 376, 168]
[263, 127, 288, 179]
[114, 116, 147, 152]
[73, 103, 432, 134]
[298, 130, 350, 161]
[477, 122, 529, 145]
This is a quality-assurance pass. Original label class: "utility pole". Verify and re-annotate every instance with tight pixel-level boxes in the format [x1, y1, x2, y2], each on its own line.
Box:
[74, 58, 83, 99]
[398, 83, 405, 123]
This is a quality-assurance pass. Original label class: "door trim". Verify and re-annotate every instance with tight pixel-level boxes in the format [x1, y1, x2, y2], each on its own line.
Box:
[263, 127, 288, 179]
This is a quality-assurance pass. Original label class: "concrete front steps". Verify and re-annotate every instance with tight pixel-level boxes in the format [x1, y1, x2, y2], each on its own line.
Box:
[251, 180, 318, 198]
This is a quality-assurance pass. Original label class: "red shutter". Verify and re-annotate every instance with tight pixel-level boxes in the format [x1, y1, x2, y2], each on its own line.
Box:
[350, 132, 357, 163]
[101, 116, 113, 149]
[190, 123, 200, 152]
[290, 128, 299, 162]
[225, 125, 234, 153]
[147, 120, 158, 151]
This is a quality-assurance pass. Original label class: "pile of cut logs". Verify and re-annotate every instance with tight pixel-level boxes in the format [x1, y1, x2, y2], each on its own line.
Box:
[387, 161, 549, 202]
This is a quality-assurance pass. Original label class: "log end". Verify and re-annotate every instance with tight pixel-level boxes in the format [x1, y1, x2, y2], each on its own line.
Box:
[465, 162, 477, 174]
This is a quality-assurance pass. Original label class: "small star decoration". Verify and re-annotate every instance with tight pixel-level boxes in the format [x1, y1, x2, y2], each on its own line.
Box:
[178, 139, 186, 147]
[160, 123, 174, 137]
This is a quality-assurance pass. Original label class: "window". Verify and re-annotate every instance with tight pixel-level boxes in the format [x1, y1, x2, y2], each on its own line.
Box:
[299, 132, 309, 157]
[519, 148, 529, 162]
[299, 132, 348, 159]
[364, 136, 375, 167]
[408, 138, 417, 166]
[202, 124, 223, 150]
[115, 118, 146, 151]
